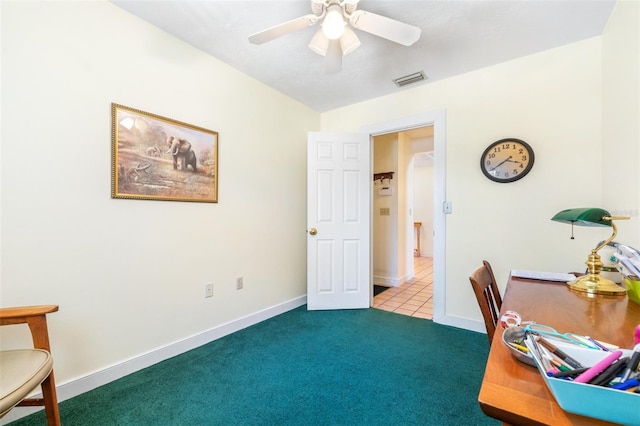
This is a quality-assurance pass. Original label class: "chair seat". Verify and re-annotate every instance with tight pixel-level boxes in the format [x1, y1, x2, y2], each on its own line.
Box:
[0, 349, 53, 417]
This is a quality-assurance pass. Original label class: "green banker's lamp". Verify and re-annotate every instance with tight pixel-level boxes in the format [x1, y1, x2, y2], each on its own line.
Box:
[551, 207, 630, 296]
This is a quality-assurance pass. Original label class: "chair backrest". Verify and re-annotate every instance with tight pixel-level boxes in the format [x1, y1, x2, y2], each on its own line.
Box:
[0, 305, 60, 425]
[469, 261, 503, 344]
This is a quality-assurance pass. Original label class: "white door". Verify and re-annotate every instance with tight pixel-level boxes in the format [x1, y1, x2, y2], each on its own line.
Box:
[307, 132, 371, 310]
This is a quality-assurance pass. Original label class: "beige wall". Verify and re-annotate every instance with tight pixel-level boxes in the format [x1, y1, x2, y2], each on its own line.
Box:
[602, 0, 640, 244]
[322, 37, 610, 321]
[371, 132, 416, 286]
[372, 134, 400, 285]
[321, 1, 639, 321]
[1, 0, 638, 417]
[0, 0, 318, 404]
[414, 164, 434, 257]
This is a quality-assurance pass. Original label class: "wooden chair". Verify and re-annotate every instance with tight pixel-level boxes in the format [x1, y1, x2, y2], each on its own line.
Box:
[469, 261, 502, 345]
[0, 305, 60, 425]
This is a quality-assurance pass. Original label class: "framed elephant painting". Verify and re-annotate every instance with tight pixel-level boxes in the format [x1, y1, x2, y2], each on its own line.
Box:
[111, 103, 218, 203]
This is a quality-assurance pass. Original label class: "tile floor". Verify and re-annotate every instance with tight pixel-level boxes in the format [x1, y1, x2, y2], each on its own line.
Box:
[373, 256, 433, 320]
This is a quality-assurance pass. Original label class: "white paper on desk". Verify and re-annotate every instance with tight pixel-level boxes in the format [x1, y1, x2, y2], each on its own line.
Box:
[511, 270, 576, 282]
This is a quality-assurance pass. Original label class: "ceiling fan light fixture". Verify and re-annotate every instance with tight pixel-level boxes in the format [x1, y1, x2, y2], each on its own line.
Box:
[308, 29, 329, 56]
[339, 27, 361, 55]
[322, 6, 345, 40]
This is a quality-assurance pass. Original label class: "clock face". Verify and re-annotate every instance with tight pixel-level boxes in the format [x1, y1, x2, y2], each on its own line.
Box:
[480, 138, 534, 183]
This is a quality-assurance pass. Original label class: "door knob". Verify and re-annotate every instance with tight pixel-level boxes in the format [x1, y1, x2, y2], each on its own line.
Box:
[309, 228, 317, 235]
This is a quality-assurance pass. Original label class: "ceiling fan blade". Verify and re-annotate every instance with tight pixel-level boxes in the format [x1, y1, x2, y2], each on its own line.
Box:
[349, 10, 421, 46]
[249, 14, 318, 45]
[325, 39, 342, 74]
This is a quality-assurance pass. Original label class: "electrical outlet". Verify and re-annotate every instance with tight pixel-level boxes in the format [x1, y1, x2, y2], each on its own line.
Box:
[204, 283, 214, 298]
[236, 276, 243, 290]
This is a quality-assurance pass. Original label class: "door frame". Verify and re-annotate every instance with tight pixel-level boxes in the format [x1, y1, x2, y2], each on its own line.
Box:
[361, 110, 446, 323]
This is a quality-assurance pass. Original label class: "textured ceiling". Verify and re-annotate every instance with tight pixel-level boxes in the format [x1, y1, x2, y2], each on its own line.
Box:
[111, 0, 616, 112]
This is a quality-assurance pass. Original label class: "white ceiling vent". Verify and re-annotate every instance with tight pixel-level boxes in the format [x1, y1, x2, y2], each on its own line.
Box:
[393, 71, 426, 87]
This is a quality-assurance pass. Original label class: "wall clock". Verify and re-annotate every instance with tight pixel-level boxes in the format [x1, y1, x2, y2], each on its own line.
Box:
[480, 138, 535, 183]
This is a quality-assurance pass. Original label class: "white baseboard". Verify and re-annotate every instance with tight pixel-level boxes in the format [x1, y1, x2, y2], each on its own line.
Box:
[2, 297, 483, 425]
[433, 314, 486, 335]
[0, 295, 307, 425]
[373, 272, 413, 287]
[373, 276, 399, 286]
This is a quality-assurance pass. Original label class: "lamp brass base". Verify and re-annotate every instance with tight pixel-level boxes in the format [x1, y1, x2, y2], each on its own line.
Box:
[568, 274, 627, 296]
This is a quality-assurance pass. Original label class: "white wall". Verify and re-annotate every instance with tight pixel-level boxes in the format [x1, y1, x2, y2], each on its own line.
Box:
[322, 38, 608, 322]
[372, 132, 415, 286]
[414, 164, 434, 257]
[0, 0, 318, 410]
[398, 132, 414, 279]
[372, 134, 399, 285]
[602, 0, 640, 248]
[1, 0, 638, 419]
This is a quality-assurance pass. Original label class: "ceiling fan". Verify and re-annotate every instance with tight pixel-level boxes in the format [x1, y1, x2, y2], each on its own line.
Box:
[248, 0, 421, 74]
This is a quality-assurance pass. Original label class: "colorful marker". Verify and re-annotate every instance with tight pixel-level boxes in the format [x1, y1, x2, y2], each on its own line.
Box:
[552, 366, 590, 378]
[620, 344, 640, 383]
[573, 350, 623, 384]
[508, 342, 529, 353]
[613, 378, 639, 391]
[537, 337, 584, 369]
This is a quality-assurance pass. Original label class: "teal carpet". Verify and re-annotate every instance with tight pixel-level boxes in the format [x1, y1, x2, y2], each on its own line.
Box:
[10, 307, 498, 425]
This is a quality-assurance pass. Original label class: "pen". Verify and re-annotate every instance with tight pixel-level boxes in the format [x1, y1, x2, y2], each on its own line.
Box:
[573, 350, 623, 384]
[552, 366, 590, 378]
[526, 336, 553, 373]
[537, 337, 584, 369]
[507, 342, 529, 353]
[585, 336, 610, 352]
[620, 344, 640, 383]
[538, 345, 572, 371]
[589, 357, 628, 386]
[613, 378, 639, 391]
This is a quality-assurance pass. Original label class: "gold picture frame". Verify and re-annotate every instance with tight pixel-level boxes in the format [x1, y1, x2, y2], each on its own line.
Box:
[111, 103, 218, 203]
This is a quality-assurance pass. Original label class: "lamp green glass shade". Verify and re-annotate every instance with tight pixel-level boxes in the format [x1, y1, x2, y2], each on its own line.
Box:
[552, 207, 626, 296]
[551, 208, 612, 227]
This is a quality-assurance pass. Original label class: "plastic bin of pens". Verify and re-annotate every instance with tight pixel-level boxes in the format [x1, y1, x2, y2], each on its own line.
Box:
[525, 340, 639, 424]
[624, 277, 640, 305]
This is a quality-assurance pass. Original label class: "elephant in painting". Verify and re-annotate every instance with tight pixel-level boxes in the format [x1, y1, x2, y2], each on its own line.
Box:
[165, 136, 197, 171]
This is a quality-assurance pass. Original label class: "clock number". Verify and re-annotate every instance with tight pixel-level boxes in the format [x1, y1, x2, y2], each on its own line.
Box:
[481, 138, 534, 183]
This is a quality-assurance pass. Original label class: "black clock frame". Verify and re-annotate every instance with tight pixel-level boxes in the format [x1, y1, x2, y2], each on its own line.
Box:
[480, 138, 535, 183]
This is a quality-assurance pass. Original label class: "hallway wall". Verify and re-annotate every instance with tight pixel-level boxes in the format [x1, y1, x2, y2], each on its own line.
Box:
[372, 134, 400, 285]
[414, 163, 434, 257]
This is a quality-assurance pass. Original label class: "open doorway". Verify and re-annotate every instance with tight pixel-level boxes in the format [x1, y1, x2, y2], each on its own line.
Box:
[371, 126, 435, 319]
[361, 109, 446, 322]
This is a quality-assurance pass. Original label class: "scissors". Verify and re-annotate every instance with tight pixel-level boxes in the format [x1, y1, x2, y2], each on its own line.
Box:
[524, 323, 599, 349]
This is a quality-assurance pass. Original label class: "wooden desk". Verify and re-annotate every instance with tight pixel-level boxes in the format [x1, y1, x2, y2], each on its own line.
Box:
[478, 276, 640, 425]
